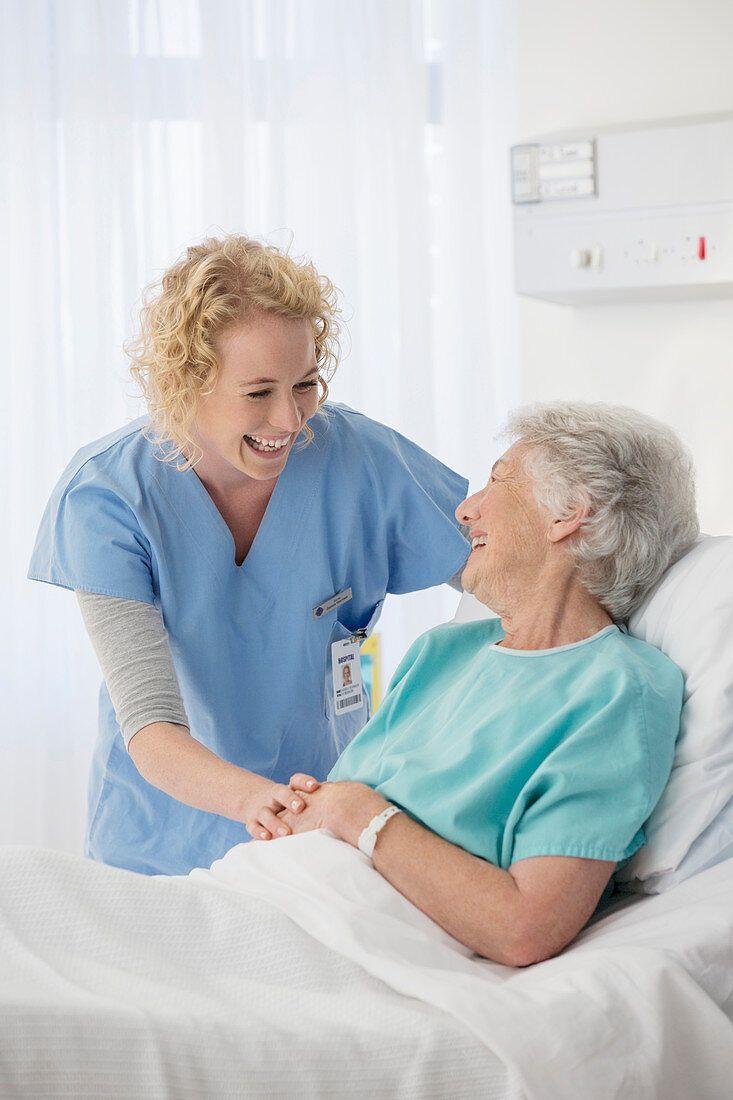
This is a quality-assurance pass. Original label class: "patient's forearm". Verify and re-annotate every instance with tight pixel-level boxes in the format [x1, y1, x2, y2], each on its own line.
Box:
[379, 820, 522, 961]
[355, 809, 528, 965]
[281, 783, 610, 964]
[324, 783, 605, 967]
[319, 784, 527, 965]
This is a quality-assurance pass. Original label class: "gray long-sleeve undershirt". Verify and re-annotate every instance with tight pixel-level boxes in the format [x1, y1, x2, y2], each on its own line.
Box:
[75, 591, 189, 749]
[75, 528, 468, 750]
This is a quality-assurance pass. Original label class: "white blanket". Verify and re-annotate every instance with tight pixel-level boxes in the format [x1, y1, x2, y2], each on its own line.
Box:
[2, 833, 733, 1099]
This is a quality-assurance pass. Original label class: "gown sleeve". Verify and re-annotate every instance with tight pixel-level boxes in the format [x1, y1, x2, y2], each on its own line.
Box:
[506, 661, 684, 868]
[28, 462, 156, 604]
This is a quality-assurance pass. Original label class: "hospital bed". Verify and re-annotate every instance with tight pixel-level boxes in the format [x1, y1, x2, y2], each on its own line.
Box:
[2, 536, 733, 1099]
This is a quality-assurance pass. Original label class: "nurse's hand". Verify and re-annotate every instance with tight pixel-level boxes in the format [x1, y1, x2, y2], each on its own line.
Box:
[247, 773, 320, 841]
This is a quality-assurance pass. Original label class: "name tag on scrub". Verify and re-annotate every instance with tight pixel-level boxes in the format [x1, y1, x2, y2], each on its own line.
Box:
[313, 587, 352, 620]
[331, 638, 364, 715]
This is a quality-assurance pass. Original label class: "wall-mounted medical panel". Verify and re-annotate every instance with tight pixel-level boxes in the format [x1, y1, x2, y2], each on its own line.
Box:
[511, 115, 733, 305]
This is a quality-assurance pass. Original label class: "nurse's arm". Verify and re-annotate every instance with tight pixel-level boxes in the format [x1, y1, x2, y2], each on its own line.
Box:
[76, 591, 312, 839]
[129, 721, 311, 837]
[288, 782, 615, 967]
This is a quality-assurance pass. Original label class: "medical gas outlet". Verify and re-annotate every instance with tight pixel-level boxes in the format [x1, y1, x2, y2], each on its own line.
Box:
[570, 247, 602, 269]
[511, 114, 733, 305]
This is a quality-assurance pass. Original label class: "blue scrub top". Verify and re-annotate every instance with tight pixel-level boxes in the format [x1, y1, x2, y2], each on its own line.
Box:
[29, 403, 469, 875]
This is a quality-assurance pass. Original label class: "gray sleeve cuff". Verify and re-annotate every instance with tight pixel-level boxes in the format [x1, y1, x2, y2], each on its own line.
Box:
[75, 590, 190, 749]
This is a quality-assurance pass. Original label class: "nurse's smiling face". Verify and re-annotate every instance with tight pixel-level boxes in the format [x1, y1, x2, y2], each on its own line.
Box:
[194, 312, 320, 483]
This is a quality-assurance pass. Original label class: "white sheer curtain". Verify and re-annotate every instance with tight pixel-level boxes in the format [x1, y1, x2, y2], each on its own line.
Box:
[1, 0, 518, 852]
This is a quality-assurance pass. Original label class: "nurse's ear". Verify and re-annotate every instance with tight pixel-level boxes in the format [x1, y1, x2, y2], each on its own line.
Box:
[547, 499, 590, 545]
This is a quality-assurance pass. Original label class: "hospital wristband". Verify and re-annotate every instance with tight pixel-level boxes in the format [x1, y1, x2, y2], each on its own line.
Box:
[357, 805, 402, 859]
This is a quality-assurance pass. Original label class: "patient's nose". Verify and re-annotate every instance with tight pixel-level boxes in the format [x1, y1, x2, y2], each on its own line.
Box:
[456, 494, 478, 524]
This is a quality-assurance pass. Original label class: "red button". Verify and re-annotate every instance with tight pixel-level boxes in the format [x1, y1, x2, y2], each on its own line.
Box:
[698, 236, 706, 260]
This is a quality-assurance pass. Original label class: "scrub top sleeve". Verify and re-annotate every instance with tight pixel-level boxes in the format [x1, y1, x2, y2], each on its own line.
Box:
[28, 473, 156, 605]
[378, 431, 469, 595]
[508, 668, 682, 868]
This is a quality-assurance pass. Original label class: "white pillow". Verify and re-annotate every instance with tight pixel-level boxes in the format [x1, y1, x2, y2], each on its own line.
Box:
[453, 593, 498, 624]
[618, 535, 733, 891]
[452, 535, 733, 893]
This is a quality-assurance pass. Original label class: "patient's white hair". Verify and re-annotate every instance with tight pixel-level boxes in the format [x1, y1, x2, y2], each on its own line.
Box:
[503, 402, 699, 621]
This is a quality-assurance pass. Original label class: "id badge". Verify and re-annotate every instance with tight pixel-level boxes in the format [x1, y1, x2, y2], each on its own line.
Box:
[330, 637, 364, 717]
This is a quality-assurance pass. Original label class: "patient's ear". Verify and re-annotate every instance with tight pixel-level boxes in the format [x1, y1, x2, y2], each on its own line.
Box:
[547, 500, 590, 544]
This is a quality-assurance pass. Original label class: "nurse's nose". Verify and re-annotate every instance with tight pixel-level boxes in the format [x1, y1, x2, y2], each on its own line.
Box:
[271, 392, 302, 433]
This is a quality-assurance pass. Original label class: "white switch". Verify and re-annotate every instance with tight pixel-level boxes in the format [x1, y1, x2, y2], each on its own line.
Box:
[571, 249, 592, 268]
[591, 244, 603, 269]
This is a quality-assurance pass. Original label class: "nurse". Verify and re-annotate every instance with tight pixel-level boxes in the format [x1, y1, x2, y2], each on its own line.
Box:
[28, 234, 469, 876]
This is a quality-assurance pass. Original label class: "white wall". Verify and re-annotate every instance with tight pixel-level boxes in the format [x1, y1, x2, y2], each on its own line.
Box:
[515, 0, 733, 533]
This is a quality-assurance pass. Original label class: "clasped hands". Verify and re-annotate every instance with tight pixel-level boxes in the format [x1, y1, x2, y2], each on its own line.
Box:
[247, 774, 389, 849]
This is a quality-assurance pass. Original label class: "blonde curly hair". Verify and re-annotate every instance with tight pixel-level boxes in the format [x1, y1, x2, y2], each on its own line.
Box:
[127, 235, 342, 467]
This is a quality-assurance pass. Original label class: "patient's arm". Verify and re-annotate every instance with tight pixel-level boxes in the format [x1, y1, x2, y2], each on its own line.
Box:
[278, 781, 615, 967]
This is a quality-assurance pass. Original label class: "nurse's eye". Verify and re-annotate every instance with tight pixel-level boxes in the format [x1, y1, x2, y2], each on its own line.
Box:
[245, 381, 317, 399]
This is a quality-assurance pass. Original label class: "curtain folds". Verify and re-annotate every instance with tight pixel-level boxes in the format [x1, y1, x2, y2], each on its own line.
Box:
[2, 0, 517, 852]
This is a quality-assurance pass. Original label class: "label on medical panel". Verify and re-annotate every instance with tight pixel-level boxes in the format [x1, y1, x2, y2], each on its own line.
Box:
[331, 637, 364, 716]
[540, 177, 595, 199]
[538, 141, 594, 163]
[313, 587, 353, 620]
[511, 139, 596, 204]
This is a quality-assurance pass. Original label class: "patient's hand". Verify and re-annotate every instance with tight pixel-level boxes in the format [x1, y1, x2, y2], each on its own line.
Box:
[247, 773, 320, 840]
[276, 783, 335, 835]
[276, 780, 390, 847]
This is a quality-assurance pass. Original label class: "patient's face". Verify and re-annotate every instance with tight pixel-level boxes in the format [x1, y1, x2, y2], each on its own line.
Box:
[455, 443, 551, 611]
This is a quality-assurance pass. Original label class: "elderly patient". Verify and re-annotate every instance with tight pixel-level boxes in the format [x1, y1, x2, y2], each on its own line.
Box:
[252, 402, 698, 967]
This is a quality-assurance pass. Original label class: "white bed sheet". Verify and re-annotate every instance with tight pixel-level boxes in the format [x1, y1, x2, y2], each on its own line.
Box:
[2, 834, 733, 1099]
[0, 843, 507, 1099]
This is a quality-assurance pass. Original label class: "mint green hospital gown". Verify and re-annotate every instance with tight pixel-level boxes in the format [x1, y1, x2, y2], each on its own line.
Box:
[329, 620, 683, 874]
